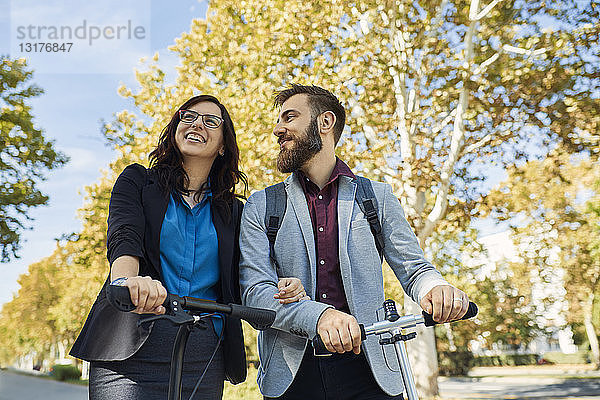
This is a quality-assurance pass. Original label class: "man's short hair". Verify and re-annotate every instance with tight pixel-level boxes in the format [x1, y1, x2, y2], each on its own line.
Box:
[274, 84, 346, 145]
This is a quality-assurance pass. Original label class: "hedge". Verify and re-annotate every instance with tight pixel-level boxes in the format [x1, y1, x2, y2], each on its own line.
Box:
[471, 354, 538, 367]
[438, 351, 474, 376]
[50, 364, 81, 381]
[542, 351, 590, 364]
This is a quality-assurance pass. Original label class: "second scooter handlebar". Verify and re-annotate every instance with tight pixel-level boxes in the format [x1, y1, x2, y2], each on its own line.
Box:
[312, 301, 478, 355]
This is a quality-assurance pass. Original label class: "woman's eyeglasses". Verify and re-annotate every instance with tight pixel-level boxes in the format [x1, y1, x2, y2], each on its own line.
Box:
[178, 110, 223, 129]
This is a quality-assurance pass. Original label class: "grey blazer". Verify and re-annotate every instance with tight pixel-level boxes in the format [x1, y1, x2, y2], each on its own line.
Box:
[239, 173, 448, 397]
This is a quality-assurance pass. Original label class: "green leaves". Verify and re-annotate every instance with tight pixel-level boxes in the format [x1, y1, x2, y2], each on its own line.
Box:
[484, 154, 600, 360]
[0, 56, 68, 262]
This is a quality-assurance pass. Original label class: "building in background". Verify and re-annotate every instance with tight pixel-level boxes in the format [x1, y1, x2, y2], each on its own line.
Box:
[468, 231, 578, 356]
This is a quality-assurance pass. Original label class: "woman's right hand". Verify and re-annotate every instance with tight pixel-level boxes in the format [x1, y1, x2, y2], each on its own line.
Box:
[274, 277, 310, 304]
[123, 276, 168, 315]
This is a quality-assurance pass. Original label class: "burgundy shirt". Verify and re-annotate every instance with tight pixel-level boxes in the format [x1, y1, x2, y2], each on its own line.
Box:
[298, 158, 356, 313]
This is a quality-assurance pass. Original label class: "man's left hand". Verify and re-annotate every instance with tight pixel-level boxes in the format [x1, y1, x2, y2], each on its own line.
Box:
[419, 285, 469, 323]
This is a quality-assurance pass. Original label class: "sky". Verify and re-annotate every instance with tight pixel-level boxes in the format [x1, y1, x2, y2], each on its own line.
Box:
[0, 0, 511, 310]
[0, 0, 208, 307]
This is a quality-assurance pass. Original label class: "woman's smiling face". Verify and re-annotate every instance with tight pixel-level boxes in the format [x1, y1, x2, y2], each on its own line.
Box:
[175, 101, 224, 162]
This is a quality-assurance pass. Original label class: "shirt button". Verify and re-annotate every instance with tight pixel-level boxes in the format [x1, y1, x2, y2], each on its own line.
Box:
[318, 226, 324, 232]
[322, 293, 327, 299]
[318, 195, 323, 200]
[320, 259, 325, 265]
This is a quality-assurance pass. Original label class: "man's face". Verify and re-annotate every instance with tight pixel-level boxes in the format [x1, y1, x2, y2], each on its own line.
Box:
[273, 94, 322, 173]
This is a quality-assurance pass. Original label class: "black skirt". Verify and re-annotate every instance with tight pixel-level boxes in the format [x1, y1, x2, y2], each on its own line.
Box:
[89, 319, 224, 400]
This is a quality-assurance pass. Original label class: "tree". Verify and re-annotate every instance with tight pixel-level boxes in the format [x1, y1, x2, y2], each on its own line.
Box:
[0, 56, 68, 262]
[0, 254, 63, 365]
[483, 156, 600, 366]
[427, 227, 541, 355]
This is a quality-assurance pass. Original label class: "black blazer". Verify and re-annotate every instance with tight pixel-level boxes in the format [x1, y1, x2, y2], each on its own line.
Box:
[69, 163, 247, 384]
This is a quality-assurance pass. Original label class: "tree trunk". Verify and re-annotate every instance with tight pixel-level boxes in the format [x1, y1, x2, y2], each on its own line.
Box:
[402, 0, 491, 395]
[445, 323, 457, 352]
[404, 294, 439, 398]
[81, 361, 90, 380]
[584, 293, 600, 368]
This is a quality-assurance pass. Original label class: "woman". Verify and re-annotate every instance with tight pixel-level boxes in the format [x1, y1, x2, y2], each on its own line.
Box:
[70, 95, 307, 399]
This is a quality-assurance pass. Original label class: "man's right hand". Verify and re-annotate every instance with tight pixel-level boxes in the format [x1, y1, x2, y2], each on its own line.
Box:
[316, 308, 362, 354]
[123, 276, 167, 315]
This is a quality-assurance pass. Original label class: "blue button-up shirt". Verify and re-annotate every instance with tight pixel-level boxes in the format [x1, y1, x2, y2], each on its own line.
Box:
[160, 191, 222, 335]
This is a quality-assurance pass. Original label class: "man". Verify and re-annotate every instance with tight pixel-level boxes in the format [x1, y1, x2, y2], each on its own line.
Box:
[239, 84, 469, 399]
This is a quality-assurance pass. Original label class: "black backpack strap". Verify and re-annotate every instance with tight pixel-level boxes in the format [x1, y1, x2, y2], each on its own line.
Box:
[265, 182, 287, 272]
[355, 176, 385, 261]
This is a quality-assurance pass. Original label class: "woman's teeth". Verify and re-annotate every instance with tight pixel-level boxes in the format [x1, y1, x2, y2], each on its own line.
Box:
[186, 133, 206, 143]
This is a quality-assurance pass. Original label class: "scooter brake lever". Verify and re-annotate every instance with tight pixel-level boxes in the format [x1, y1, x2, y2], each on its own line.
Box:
[137, 309, 195, 327]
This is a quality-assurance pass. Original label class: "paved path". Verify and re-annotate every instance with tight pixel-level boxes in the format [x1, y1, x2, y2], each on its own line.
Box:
[439, 376, 600, 399]
[0, 370, 87, 400]
[2, 367, 600, 399]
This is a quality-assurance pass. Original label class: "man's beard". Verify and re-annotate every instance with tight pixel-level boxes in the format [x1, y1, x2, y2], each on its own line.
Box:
[277, 117, 322, 173]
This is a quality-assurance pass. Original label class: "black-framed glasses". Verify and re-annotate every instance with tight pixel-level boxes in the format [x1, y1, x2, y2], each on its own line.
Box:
[178, 110, 223, 129]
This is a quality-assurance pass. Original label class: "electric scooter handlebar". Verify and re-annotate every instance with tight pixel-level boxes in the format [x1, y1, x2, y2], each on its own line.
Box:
[422, 301, 478, 327]
[106, 284, 276, 331]
[312, 301, 478, 355]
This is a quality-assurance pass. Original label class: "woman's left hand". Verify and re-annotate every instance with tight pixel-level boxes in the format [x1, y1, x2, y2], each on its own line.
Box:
[274, 277, 310, 304]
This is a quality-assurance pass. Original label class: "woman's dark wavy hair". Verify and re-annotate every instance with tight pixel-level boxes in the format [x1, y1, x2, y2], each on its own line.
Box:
[149, 95, 248, 218]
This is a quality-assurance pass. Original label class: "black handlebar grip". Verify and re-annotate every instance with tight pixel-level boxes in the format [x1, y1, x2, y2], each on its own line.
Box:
[229, 303, 276, 331]
[312, 324, 366, 356]
[423, 301, 478, 327]
[312, 333, 328, 355]
[106, 284, 136, 312]
[106, 284, 174, 312]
